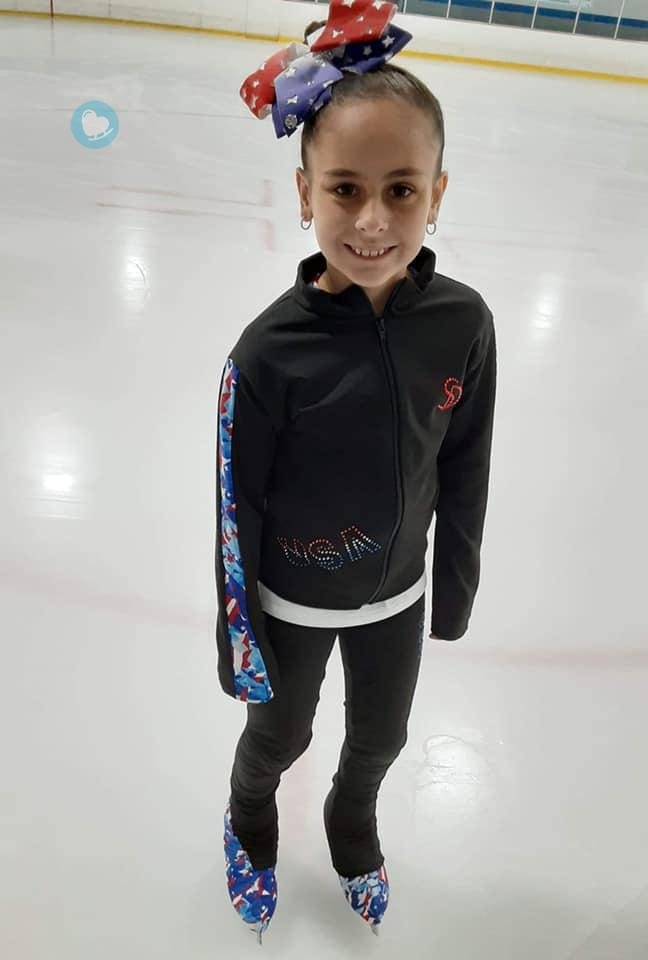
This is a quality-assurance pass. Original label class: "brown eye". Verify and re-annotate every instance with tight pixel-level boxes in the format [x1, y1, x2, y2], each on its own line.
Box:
[393, 184, 414, 199]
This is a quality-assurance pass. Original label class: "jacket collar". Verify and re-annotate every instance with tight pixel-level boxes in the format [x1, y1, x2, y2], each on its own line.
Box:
[293, 245, 437, 320]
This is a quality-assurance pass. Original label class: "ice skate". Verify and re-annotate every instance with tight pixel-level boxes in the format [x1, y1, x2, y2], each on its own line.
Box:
[338, 863, 389, 935]
[224, 801, 277, 945]
[324, 788, 389, 933]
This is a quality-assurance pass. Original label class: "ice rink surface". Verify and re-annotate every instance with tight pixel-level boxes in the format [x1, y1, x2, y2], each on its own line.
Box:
[1, 13, 648, 959]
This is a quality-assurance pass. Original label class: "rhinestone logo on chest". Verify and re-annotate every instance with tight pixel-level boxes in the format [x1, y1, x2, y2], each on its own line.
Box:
[276, 524, 382, 571]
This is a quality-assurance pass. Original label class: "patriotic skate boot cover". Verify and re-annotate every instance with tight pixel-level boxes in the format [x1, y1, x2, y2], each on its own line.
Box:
[339, 863, 389, 936]
[224, 801, 277, 945]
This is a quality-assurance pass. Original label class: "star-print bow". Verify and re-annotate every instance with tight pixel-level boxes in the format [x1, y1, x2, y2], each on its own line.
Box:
[239, 0, 413, 139]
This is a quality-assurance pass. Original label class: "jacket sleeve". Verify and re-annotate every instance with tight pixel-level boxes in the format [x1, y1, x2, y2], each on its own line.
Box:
[215, 356, 281, 702]
[431, 313, 497, 640]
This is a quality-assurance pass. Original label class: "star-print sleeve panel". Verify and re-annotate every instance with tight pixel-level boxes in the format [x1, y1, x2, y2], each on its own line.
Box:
[215, 358, 281, 703]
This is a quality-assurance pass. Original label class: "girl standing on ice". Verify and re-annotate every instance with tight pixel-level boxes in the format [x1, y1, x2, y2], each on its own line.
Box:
[215, 0, 497, 943]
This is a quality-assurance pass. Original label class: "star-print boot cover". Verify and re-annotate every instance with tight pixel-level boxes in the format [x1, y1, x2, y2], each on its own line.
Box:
[339, 863, 389, 934]
[224, 802, 278, 938]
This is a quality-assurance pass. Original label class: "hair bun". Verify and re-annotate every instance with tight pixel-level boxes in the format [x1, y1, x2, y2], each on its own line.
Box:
[304, 20, 327, 44]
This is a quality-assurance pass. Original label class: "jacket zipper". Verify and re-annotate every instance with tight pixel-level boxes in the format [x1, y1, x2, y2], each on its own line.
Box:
[366, 315, 404, 604]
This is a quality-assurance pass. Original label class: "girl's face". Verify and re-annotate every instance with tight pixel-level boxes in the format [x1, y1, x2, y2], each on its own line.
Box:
[296, 97, 448, 312]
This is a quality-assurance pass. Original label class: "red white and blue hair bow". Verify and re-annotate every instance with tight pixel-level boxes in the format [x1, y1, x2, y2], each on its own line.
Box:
[239, 0, 413, 139]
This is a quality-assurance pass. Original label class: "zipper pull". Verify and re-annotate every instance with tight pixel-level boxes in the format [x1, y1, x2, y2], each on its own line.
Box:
[377, 316, 386, 339]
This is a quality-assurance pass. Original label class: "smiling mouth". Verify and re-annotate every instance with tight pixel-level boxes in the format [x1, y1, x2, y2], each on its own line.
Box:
[345, 244, 396, 260]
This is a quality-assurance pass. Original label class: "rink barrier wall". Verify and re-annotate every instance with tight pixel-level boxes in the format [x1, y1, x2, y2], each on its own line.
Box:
[1, 0, 646, 84]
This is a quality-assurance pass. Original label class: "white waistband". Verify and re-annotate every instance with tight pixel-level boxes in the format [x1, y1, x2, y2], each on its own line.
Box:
[257, 571, 426, 628]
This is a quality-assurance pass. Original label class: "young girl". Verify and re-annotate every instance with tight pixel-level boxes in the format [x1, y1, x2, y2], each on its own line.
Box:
[216, 0, 497, 944]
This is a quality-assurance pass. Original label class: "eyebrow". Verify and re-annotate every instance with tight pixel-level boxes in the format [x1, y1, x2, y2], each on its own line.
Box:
[323, 167, 425, 178]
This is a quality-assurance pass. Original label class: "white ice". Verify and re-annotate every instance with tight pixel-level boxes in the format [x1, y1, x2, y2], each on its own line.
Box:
[1, 13, 648, 959]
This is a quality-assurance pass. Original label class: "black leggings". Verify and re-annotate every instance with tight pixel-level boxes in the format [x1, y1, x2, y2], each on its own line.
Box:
[228, 593, 426, 878]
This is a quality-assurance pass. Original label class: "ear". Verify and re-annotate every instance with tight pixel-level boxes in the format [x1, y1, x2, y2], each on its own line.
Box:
[429, 170, 449, 220]
[296, 167, 311, 217]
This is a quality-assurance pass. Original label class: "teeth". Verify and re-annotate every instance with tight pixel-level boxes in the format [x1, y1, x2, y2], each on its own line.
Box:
[352, 247, 388, 258]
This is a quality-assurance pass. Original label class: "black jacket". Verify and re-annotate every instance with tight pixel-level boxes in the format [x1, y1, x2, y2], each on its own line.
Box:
[215, 246, 497, 703]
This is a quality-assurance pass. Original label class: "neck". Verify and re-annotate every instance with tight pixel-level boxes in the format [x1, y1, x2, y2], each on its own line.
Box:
[316, 267, 413, 317]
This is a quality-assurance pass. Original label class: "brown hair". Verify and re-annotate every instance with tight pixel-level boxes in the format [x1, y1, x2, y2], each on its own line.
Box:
[301, 20, 445, 179]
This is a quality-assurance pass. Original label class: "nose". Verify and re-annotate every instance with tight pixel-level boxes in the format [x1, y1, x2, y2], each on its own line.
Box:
[355, 197, 389, 235]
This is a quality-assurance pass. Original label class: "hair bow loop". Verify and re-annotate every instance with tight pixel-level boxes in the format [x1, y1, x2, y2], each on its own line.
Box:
[240, 0, 412, 139]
